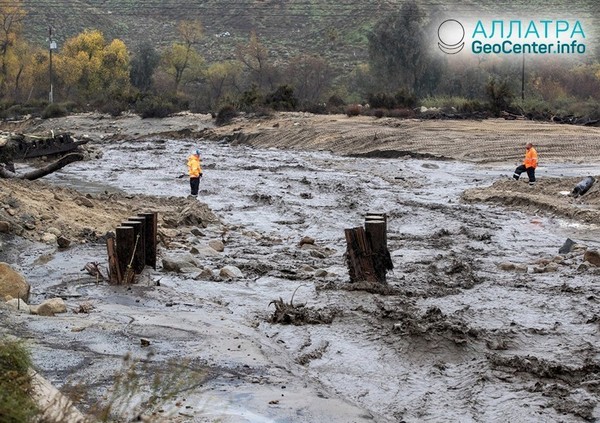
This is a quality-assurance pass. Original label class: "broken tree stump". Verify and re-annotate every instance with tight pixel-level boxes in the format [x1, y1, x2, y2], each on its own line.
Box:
[345, 213, 393, 284]
[128, 216, 147, 272]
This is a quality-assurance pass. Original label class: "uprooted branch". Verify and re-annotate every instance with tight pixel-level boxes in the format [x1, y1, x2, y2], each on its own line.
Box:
[0, 153, 84, 180]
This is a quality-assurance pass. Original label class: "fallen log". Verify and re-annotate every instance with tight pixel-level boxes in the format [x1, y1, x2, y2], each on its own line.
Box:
[0, 152, 84, 180]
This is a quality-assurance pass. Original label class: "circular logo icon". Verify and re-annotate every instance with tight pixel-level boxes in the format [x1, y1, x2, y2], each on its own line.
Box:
[438, 19, 465, 54]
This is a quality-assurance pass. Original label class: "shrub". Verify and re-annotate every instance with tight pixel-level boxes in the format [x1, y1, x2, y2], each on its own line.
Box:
[133, 96, 177, 118]
[327, 94, 346, 108]
[367, 89, 417, 110]
[373, 108, 385, 118]
[486, 78, 513, 115]
[41, 103, 68, 119]
[0, 338, 39, 422]
[345, 104, 362, 117]
[387, 108, 415, 118]
[264, 85, 298, 111]
[215, 104, 238, 126]
[300, 102, 328, 115]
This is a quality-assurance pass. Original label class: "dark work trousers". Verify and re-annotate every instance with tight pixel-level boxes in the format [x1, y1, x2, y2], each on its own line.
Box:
[190, 177, 200, 195]
[513, 165, 535, 182]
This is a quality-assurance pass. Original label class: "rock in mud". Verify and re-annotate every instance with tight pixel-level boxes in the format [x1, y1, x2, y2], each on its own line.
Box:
[498, 262, 516, 271]
[559, 238, 576, 254]
[314, 269, 328, 277]
[219, 265, 243, 279]
[195, 268, 214, 280]
[33, 298, 67, 316]
[0, 263, 30, 302]
[162, 254, 200, 273]
[0, 220, 10, 233]
[208, 239, 225, 252]
[299, 236, 315, 247]
[583, 250, 600, 267]
[6, 298, 30, 313]
[57, 236, 71, 249]
[41, 233, 57, 244]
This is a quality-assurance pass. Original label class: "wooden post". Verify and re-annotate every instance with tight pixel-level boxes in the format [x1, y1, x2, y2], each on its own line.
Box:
[121, 221, 144, 274]
[115, 225, 135, 283]
[344, 227, 378, 283]
[128, 216, 147, 272]
[365, 213, 393, 283]
[138, 212, 157, 269]
[106, 233, 122, 285]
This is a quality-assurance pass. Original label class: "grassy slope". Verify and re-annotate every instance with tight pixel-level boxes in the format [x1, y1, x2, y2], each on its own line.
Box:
[21, 1, 598, 69]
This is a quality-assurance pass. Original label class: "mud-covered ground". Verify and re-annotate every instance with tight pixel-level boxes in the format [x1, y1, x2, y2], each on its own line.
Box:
[1, 113, 600, 422]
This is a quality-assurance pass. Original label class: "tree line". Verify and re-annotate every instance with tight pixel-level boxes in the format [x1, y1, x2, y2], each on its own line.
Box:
[0, 0, 598, 120]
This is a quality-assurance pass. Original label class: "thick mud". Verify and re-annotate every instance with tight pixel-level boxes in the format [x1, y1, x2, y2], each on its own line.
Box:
[1, 114, 600, 422]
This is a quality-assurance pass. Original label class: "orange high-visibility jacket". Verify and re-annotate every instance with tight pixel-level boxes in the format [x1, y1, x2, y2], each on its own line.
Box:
[523, 147, 538, 169]
[187, 154, 202, 177]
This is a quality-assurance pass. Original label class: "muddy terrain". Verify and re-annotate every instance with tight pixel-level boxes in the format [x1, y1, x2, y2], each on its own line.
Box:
[1, 112, 600, 422]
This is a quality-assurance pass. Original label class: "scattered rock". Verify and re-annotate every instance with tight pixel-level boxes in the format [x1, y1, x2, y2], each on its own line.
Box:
[498, 262, 516, 271]
[162, 254, 200, 273]
[190, 228, 205, 237]
[545, 262, 559, 272]
[219, 265, 243, 279]
[190, 246, 221, 257]
[514, 264, 528, 273]
[559, 238, 576, 254]
[41, 233, 57, 244]
[46, 227, 62, 236]
[195, 268, 214, 280]
[140, 338, 151, 347]
[57, 236, 71, 249]
[299, 236, 315, 247]
[34, 298, 67, 316]
[208, 239, 225, 252]
[0, 262, 30, 302]
[75, 197, 94, 208]
[0, 221, 10, 233]
[314, 269, 328, 277]
[6, 298, 30, 313]
[583, 250, 600, 267]
[578, 262, 590, 272]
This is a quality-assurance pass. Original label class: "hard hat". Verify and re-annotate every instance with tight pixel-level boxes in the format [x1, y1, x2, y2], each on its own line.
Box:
[195, 149, 200, 156]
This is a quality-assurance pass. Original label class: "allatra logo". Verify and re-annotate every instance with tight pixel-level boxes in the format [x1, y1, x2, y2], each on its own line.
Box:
[438, 19, 465, 54]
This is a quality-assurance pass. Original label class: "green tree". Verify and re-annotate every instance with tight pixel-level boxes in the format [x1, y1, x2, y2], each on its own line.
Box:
[130, 41, 160, 92]
[55, 29, 131, 102]
[0, 0, 27, 98]
[160, 19, 205, 92]
[205, 60, 242, 107]
[367, 0, 440, 96]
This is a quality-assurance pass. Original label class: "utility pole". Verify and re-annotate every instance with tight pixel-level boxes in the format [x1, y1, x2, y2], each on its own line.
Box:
[521, 52, 525, 101]
[49, 26, 56, 103]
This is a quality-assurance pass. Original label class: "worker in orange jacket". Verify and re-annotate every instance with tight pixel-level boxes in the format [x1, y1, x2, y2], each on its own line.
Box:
[513, 142, 538, 186]
[187, 149, 203, 196]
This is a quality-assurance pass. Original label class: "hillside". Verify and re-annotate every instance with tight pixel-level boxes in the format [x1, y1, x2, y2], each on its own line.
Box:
[21, 0, 599, 69]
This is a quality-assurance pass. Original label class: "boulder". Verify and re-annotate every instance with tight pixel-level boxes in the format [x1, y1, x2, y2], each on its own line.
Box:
[219, 265, 243, 279]
[6, 298, 30, 313]
[190, 228, 205, 237]
[0, 221, 10, 233]
[41, 233, 57, 244]
[0, 262, 30, 302]
[208, 239, 225, 252]
[46, 227, 62, 236]
[558, 238, 576, 254]
[299, 236, 315, 247]
[162, 254, 199, 273]
[57, 236, 71, 249]
[498, 262, 516, 271]
[195, 268, 214, 280]
[190, 246, 221, 257]
[583, 250, 600, 267]
[33, 298, 67, 316]
[314, 269, 328, 277]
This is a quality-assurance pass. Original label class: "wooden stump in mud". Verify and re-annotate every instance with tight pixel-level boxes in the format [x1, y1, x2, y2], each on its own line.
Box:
[345, 213, 393, 284]
[108, 212, 159, 284]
